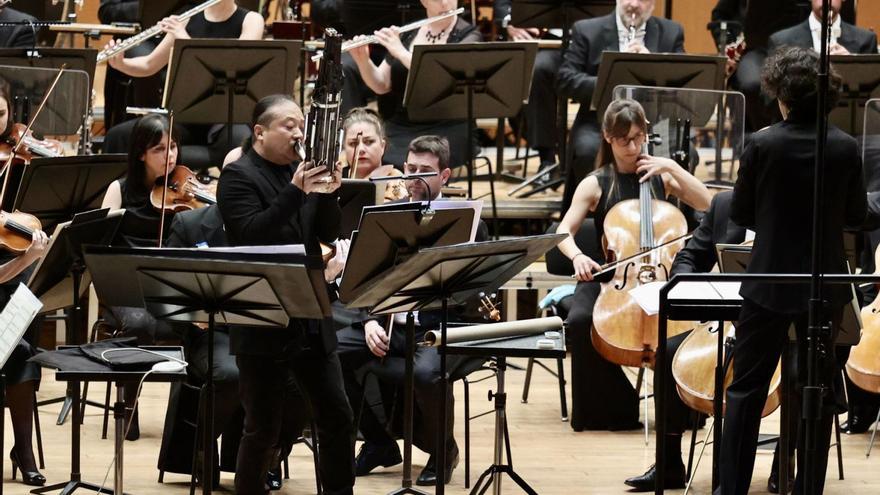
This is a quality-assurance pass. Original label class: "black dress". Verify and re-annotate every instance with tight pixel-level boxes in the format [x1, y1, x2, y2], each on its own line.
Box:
[379, 17, 482, 168]
[565, 165, 666, 431]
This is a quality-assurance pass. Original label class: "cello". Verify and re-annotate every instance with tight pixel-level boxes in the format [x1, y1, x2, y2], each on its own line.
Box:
[845, 244, 880, 395]
[591, 131, 693, 369]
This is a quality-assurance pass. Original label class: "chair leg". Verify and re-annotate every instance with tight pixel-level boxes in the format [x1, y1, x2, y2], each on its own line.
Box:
[33, 390, 45, 469]
[555, 358, 568, 422]
[685, 413, 700, 480]
[866, 408, 880, 458]
[310, 420, 322, 495]
[834, 413, 844, 480]
[685, 421, 716, 495]
[464, 376, 471, 489]
[521, 357, 535, 404]
[283, 455, 290, 479]
[80, 381, 89, 423]
[102, 382, 111, 440]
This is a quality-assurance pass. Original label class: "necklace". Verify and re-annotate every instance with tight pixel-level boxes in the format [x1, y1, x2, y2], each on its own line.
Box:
[425, 28, 445, 44]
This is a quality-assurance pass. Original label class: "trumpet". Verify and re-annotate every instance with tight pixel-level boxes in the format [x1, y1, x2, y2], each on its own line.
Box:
[96, 0, 222, 63]
[311, 8, 464, 62]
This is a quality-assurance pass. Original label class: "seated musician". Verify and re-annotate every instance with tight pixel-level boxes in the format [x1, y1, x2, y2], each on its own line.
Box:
[0, 4, 38, 49]
[768, 0, 877, 55]
[719, 46, 866, 495]
[216, 94, 354, 495]
[348, 0, 482, 168]
[341, 107, 408, 201]
[556, 0, 685, 212]
[101, 0, 263, 162]
[0, 83, 49, 488]
[336, 135, 487, 486]
[556, 99, 710, 433]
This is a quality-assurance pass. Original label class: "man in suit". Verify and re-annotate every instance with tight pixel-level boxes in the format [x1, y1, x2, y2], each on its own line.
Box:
[721, 46, 866, 495]
[217, 94, 355, 495]
[337, 135, 486, 486]
[0, 5, 38, 49]
[556, 0, 685, 213]
[768, 0, 877, 55]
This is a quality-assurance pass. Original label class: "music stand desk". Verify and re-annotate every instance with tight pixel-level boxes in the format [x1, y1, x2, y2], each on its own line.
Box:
[32, 346, 186, 495]
[444, 331, 566, 359]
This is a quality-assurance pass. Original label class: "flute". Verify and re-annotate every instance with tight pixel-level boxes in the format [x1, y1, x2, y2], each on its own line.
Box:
[311, 8, 464, 62]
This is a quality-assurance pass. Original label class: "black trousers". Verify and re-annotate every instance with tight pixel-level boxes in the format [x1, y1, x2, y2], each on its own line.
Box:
[720, 298, 841, 495]
[562, 115, 602, 213]
[337, 325, 455, 455]
[522, 49, 562, 153]
[565, 282, 640, 431]
[661, 331, 699, 437]
[235, 351, 355, 495]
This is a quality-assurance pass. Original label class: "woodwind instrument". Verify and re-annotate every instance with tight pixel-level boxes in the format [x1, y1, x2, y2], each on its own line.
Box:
[303, 27, 345, 193]
[311, 8, 464, 61]
[95, 0, 223, 63]
[627, 12, 637, 46]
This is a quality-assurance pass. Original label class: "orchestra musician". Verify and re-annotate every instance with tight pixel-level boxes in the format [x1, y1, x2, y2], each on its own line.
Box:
[0, 3, 37, 49]
[719, 46, 866, 495]
[341, 107, 407, 201]
[556, 0, 685, 213]
[0, 80, 49, 488]
[215, 94, 353, 495]
[768, 0, 877, 56]
[101, 0, 263, 162]
[348, 0, 482, 168]
[556, 99, 710, 432]
[336, 135, 486, 486]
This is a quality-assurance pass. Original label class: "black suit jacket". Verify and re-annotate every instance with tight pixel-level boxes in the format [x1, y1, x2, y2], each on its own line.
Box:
[166, 204, 228, 248]
[556, 13, 685, 127]
[0, 8, 37, 49]
[218, 148, 342, 356]
[712, 0, 806, 49]
[671, 191, 746, 275]
[768, 19, 878, 55]
[731, 118, 867, 314]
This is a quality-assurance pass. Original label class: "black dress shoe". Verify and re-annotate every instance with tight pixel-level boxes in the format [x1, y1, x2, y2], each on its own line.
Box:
[416, 442, 459, 486]
[354, 442, 402, 476]
[624, 464, 686, 492]
[841, 413, 874, 434]
[767, 470, 794, 494]
[266, 468, 282, 491]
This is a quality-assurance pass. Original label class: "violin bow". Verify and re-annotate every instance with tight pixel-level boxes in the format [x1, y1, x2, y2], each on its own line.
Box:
[0, 64, 67, 207]
[574, 232, 694, 279]
[349, 131, 363, 179]
[157, 109, 174, 248]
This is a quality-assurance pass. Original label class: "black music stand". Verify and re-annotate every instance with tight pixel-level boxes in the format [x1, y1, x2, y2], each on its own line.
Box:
[163, 39, 300, 152]
[338, 179, 377, 238]
[12, 154, 128, 231]
[84, 245, 329, 495]
[341, 0, 423, 36]
[404, 42, 537, 233]
[509, 0, 611, 194]
[0, 48, 96, 95]
[346, 234, 565, 495]
[828, 54, 880, 135]
[591, 52, 727, 118]
[446, 329, 566, 495]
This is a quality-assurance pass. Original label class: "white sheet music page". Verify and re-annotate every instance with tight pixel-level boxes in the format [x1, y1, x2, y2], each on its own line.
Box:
[0, 283, 43, 368]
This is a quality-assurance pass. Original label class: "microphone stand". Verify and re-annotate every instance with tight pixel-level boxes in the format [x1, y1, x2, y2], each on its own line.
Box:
[805, 1, 832, 493]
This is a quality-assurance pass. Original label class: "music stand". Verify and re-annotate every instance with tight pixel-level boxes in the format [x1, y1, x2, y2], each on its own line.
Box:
[404, 42, 537, 233]
[163, 39, 300, 150]
[341, 0, 423, 36]
[84, 245, 329, 495]
[828, 54, 880, 136]
[591, 52, 727, 118]
[347, 233, 565, 494]
[338, 179, 377, 239]
[12, 154, 128, 232]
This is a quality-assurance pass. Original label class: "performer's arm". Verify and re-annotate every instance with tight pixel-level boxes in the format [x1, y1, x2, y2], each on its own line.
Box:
[671, 194, 721, 275]
[730, 140, 758, 228]
[556, 26, 596, 105]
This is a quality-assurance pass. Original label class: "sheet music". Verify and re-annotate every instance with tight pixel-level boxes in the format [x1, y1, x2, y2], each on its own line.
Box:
[0, 284, 43, 368]
[427, 200, 483, 242]
[141, 245, 307, 255]
[630, 280, 744, 316]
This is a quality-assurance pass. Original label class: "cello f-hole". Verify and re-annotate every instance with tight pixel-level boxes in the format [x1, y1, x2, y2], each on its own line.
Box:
[615, 261, 635, 290]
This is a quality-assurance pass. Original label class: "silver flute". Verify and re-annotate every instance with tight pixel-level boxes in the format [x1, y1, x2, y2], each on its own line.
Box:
[96, 0, 223, 63]
[311, 8, 464, 62]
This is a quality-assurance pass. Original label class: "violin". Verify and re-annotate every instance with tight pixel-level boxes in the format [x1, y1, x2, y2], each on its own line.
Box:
[591, 131, 693, 368]
[672, 321, 781, 417]
[0, 123, 64, 164]
[0, 210, 43, 254]
[370, 165, 408, 202]
[150, 165, 217, 214]
[845, 244, 880, 395]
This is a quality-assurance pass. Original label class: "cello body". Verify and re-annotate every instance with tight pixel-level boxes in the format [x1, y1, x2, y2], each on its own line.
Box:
[845, 244, 880, 394]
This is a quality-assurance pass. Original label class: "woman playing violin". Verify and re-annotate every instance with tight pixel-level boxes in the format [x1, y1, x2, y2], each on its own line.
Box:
[555, 99, 710, 432]
[342, 107, 408, 202]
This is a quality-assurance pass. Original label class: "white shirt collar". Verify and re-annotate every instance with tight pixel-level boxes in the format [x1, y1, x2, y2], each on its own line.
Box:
[808, 12, 841, 52]
[615, 12, 646, 35]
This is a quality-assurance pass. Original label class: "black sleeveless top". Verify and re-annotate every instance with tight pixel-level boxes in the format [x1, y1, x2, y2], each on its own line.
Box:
[186, 6, 248, 38]
[589, 164, 666, 248]
[115, 177, 171, 248]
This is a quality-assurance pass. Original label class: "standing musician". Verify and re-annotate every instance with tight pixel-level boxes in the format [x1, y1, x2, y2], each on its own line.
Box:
[719, 46, 866, 495]
[0, 2, 37, 49]
[336, 135, 485, 486]
[215, 94, 354, 495]
[768, 0, 877, 56]
[556, 99, 710, 432]
[348, 0, 482, 168]
[101, 0, 263, 159]
[556, 0, 685, 213]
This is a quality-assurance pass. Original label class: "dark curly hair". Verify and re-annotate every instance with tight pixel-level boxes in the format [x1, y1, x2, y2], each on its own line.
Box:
[761, 45, 842, 119]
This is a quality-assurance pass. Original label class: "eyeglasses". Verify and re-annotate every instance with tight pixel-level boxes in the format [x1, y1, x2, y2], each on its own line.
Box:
[611, 132, 646, 148]
[403, 162, 439, 175]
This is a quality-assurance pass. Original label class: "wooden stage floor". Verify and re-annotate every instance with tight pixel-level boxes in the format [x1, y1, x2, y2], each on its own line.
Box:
[10, 359, 880, 494]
